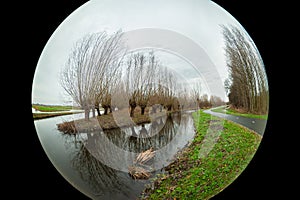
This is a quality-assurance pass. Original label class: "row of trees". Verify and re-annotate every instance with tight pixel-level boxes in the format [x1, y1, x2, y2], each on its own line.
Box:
[61, 30, 225, 120]
[223, 25, 269, 115]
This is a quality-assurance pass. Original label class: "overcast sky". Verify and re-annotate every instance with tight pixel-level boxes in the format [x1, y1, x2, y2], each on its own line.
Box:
[32, 0, 243, 105]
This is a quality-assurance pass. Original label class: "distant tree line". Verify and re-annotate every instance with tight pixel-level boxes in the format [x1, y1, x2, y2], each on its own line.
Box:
[222, 25, 269, 115]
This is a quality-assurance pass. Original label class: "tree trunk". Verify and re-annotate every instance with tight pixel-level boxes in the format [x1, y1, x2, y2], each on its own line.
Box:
[129, 99, 137, 117]
[167, 105, 172, 111]
[151, 105, 157, 114]
[159, 105, 163, 112]
[96, 107, 101, 116]
[91, 107, 96, 118]
[104, 106, 108, 115]
[141, 106, 146, 115]
[84, 107, 90, 121]
[130, 105, 136, 117]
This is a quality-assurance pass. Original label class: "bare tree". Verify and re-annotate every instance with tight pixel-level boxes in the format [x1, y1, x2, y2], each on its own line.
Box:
[190, 81, 202, 110]
[100, 64, 123, 115]
[210, 95, 224, 107]
[60, 30, 125, 120]
[176, 84, 189, 111]
[137, 52, 159, 115]
[125, 52, 160, 116]
[161, 67, 177, 111]
[148, 67, 165, 113]
[125, 54, 139, 117]
[199, 94, 210, 108]
[125, 51, 192, 115]
[222, 25, 268, 114]
[111, 81, 128, 111]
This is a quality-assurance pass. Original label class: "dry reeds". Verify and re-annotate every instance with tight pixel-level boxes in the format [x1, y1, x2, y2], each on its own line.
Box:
[128, 147, 155, 180]
[57, 121, 77, 134]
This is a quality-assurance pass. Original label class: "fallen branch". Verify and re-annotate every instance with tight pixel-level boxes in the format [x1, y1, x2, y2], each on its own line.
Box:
[129, 147, 155, 180]
[128, 166, 151, 179]
[135, 147, 155, 165]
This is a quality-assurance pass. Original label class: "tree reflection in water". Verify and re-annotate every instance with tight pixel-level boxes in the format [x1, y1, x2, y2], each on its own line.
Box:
[70, 140, 135, 198]
[104, 115, 181, 153]
[62, 112, 195, 199]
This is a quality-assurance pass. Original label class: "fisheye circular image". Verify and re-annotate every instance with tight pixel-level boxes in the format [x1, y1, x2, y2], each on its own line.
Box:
[32, 0, 269, 199]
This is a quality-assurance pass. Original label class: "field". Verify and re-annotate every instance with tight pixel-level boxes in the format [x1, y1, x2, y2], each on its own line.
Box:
[32, 104, 76, 112]
[32, 104, 83, 120]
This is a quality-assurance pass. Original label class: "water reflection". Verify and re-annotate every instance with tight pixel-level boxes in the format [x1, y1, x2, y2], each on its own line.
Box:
[70, 139, 135, 198]
[61, 112, 195, 199]
[103, 115, 181, 153]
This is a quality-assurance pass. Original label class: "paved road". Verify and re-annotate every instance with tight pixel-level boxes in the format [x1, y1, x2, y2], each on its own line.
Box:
[204, 109, 267, 136]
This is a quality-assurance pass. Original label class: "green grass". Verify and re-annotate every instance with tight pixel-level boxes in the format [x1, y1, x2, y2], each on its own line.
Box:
[141, 110, 261, 200]
[32, 104, 75, 112]
[211, 107, 268, 120]
[33, 112, 75, 120]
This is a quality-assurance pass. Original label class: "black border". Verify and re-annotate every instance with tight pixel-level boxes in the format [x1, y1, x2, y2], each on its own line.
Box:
[18, 0, 282, 199]
[212, 1, 281, 199]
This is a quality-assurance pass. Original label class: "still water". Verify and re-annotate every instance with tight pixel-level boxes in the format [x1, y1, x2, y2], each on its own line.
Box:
[34, 111, 196, 199]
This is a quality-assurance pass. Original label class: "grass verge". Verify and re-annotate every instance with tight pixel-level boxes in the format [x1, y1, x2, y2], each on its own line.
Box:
[140, 110, 261, 199]
[32, 104, 76, 112]
[211, 107, 268, 120]
[33, 112, 76, 120]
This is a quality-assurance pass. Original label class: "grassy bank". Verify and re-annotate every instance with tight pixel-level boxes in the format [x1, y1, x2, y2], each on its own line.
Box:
[57, 108, 168, 134]
[211, 106, 268, 120]
[33, 112, 77, 120]
[32, 104, 76, 112]
[141, 110, 261, 199]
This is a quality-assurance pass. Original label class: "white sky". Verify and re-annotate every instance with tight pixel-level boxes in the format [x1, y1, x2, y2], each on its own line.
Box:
[32, 0, 243, 105]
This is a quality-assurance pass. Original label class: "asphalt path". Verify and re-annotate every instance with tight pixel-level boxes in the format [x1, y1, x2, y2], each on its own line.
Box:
[204, 109, 267, 136]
